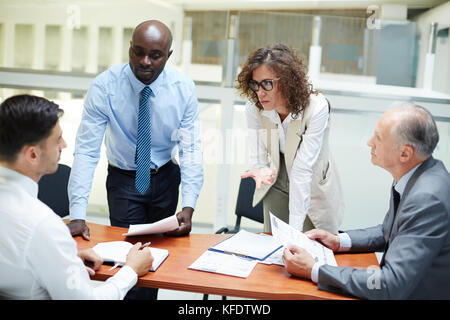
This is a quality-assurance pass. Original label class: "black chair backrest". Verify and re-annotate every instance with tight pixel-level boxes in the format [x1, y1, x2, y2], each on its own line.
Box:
[235, 177, 264, 224]
[37, 164, 71, 218]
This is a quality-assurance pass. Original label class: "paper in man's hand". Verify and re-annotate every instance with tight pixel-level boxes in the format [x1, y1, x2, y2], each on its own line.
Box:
[269, 212, 337, 266]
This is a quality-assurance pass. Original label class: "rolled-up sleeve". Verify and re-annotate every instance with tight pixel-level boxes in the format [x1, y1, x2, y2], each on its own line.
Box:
[68, 81, 108, 220]
[177, 83, 204, 209]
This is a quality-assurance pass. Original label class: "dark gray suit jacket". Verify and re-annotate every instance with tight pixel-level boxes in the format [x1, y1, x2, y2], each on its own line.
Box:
[318, 157, 450, 299]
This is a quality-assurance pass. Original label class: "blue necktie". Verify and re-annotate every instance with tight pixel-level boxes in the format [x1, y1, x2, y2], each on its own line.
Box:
[135, 86, 152, 194]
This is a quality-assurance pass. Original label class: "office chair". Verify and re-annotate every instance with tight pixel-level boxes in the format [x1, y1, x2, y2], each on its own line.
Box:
[215, 177, 264, 234]
[203, 177, 264, 300]
[37, 164, 71, 218]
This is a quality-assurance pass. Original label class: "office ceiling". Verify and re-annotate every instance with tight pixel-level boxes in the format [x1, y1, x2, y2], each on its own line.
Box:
[160, 0, 449, 11]
[1, 0, 448, 11]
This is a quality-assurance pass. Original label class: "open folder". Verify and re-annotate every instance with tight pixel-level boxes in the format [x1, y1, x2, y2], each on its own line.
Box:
[93, 241, 169, 272]
[188, 230, 282, 278]
[209, 230, 282, 261]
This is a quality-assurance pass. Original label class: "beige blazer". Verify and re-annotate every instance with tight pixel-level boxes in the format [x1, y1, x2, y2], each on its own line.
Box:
[252, 95, 344, 232]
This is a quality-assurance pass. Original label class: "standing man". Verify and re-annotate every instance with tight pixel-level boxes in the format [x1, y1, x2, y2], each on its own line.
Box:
[67, 20, 203, 299]
[68, 20, 203, 238]
[283, 102, 450, 299]
[0, 95, 153, 299]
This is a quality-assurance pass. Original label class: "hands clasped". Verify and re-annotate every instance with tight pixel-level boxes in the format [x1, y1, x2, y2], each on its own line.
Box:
[240, 167, 277, 189]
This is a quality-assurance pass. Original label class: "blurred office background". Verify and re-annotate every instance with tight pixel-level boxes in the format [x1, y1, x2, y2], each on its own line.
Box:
[0, 0, 449, 235]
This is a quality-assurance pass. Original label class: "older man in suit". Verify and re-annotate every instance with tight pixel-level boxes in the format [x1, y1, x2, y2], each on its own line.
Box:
[282, 102, 450, 299]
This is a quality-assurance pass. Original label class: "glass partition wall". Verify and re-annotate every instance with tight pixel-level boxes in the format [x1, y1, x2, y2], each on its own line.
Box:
[1, 8, 449, 232]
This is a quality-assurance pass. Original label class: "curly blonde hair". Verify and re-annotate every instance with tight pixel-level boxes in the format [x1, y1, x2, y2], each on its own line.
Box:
[236, 44, 317, 117]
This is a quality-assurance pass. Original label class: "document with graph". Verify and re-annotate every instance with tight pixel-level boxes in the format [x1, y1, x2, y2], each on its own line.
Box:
[269, 212, 337, 266]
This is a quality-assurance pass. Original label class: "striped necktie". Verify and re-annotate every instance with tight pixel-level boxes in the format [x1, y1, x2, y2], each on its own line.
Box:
[135, 86, 152, 194]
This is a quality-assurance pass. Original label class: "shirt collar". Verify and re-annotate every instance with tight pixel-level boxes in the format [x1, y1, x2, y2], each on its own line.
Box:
[0, 165, 38, 198]
[125, 63, 166, 96]
[393, 163, 421, 197]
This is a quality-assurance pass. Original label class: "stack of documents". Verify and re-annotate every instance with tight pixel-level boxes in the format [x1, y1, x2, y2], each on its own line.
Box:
[188, 214, 338, 278]
[189, 250, 258, 278]
[188, 230, 282, 278]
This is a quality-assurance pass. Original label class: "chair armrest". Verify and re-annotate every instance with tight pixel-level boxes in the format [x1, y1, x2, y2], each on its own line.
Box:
[215, 227, 229, 234]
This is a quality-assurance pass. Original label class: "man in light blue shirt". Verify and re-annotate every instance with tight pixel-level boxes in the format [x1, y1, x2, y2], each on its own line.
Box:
[67, 20, 203, 252]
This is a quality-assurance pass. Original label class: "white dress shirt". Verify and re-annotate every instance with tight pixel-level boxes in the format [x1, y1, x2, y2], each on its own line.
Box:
[246, 94, 329, 230]
[0, 165, 137, 299]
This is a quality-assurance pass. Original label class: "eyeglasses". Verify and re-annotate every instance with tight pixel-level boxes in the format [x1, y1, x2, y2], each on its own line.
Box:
[248, 78, 280, 92]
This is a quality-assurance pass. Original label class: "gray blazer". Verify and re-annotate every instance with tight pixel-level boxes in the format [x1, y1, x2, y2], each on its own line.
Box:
[318, 157, 450, 299]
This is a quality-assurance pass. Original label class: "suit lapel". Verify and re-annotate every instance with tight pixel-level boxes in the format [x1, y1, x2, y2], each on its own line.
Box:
[401, 157, 435, 201]
[391, 156, 435, 230]
[285, 119, 303, 176]
[380, 157, 435, 266]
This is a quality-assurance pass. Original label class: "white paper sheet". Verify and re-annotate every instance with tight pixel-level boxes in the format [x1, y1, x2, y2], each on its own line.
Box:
[123, 215, 179, 236]
[269, 212, 337, 266]
[188, 250, 258, 278]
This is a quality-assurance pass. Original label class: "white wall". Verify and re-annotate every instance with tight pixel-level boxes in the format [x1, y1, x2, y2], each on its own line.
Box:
[413, 1, 450, 94]
[0, 0, 184, 68]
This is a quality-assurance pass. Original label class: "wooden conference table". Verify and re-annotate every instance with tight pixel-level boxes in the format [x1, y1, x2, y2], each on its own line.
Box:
[74, 222, 379, 300]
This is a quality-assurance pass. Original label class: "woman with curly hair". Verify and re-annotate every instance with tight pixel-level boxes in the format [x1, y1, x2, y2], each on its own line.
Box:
[237, 44, 344, 233]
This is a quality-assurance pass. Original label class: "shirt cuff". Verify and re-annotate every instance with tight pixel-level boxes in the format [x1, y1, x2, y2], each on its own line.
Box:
[69, 204, 87, 221]
[108, 265, 138, 295]
[311, 262, 322, 284]
[338, 233, 352, 251]
[181, 194, 198, 210]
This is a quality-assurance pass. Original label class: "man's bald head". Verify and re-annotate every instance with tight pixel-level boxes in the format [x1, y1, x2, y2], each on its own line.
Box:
[129, 20, 173, 84]
[133, 20, 173, 52]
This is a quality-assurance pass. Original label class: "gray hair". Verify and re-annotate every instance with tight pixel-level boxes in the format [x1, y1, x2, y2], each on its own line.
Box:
[390, 101, 439, 158]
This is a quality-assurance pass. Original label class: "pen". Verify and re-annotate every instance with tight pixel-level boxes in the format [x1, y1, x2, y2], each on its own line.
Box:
[140, 242, 151, 249]
[85, 258, 116, 266]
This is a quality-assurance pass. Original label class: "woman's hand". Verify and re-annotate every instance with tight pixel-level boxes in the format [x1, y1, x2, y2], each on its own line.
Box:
[240, 167, 277, 189]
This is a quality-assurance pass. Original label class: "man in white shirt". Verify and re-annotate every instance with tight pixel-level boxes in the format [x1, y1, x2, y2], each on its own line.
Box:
[0, 94, 153, 299]
[282, 102, 450, 299]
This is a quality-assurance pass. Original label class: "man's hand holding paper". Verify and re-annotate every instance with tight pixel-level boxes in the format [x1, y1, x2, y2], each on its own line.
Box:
[304, 229, 341, 252]
[283, 245, 316, 279]
[270, 212, 338, 281]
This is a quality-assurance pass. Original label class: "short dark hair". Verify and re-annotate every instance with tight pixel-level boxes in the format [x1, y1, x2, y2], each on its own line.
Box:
[0, 94, 64, 162]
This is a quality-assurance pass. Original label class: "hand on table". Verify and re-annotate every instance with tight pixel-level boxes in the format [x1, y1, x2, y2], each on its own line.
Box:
[78, 248, 102, 276]
[68, 219, 91, 241]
